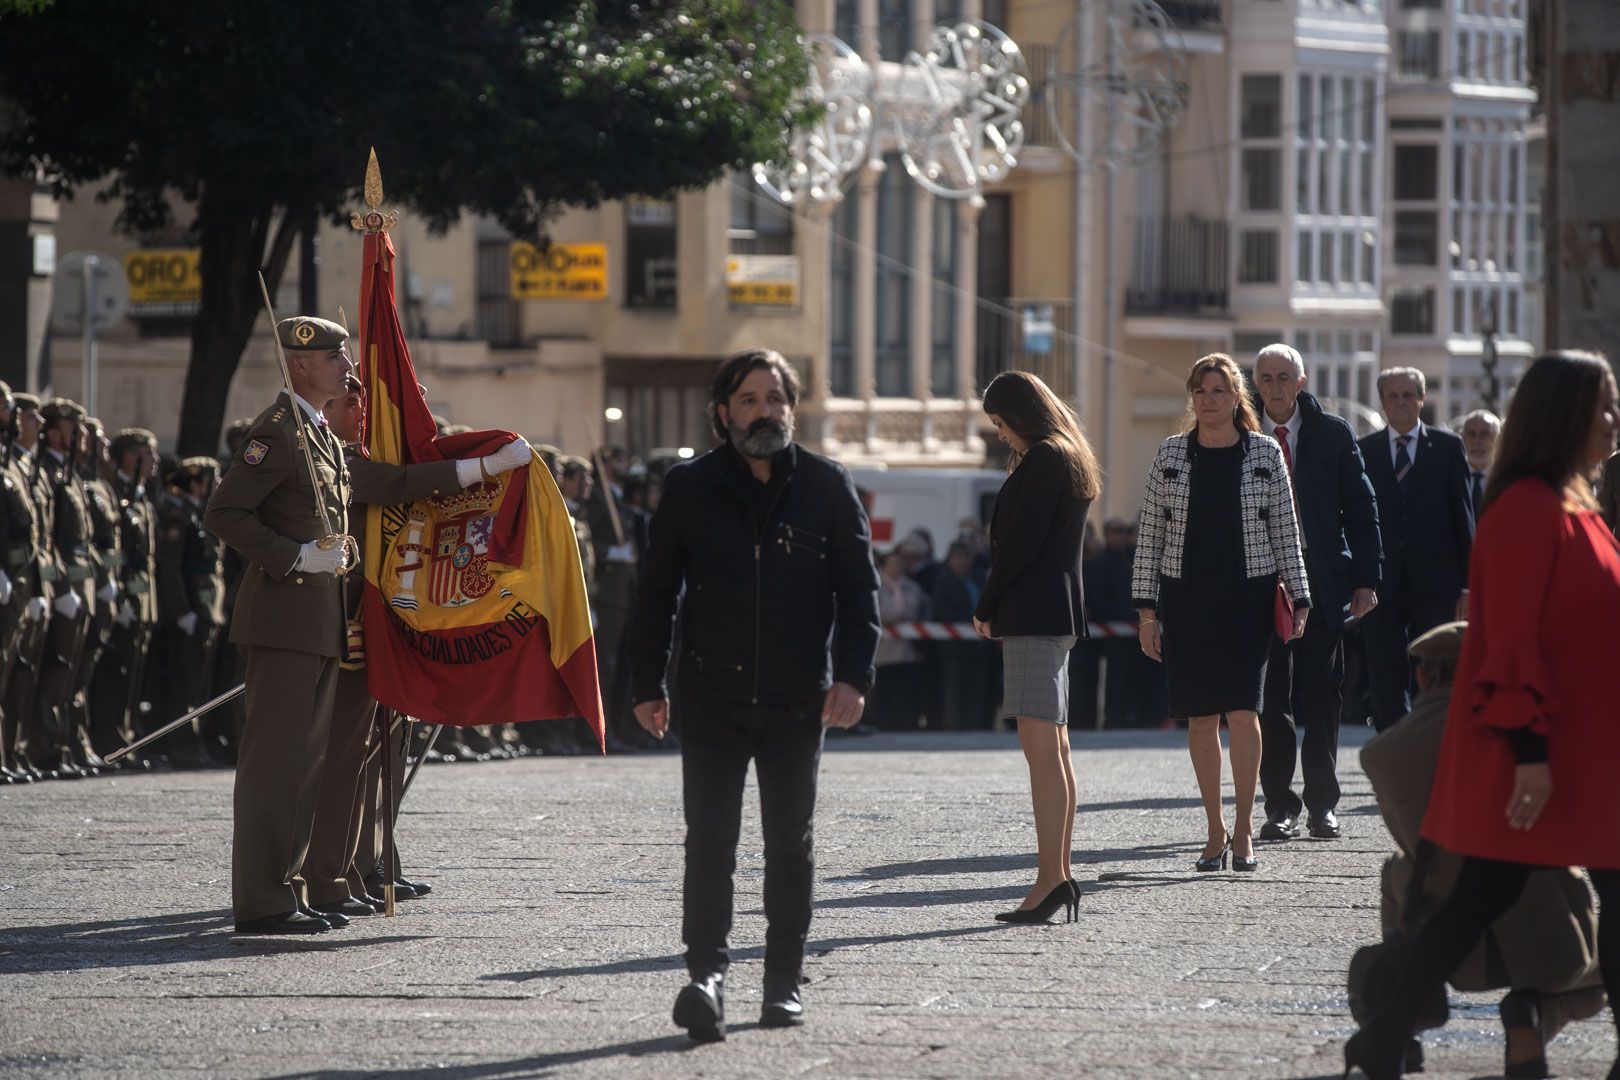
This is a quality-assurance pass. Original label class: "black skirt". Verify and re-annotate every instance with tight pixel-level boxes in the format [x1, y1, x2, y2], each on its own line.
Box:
[1159, 572, 1276, 718]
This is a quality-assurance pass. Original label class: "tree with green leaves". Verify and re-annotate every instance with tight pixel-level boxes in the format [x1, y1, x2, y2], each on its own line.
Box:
[0, 0, 810, 454]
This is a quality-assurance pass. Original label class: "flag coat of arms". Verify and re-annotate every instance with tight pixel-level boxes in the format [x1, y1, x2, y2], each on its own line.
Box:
[357, 229, 603, 748]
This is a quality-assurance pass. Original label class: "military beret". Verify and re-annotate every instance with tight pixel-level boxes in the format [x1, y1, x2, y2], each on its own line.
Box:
[1409, 620, 1466, 666]
[225, 418, 253, 438]
[343, 373, 363, 394]
[179, 455, 220, 475]
[83, 416, 104, 434]
[12, 393, 40, 411]
[276, 316, 348, 352]
[40, 398, 85, 423]
[110, 428, 158, 456]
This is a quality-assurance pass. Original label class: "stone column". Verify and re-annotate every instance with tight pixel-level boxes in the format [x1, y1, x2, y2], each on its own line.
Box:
[911, 189, 934, 403]
[956, 198, 983, 451]
[854, 161, 881, 403]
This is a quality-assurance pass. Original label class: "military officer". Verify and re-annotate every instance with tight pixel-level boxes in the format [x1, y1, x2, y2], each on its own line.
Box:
[302, 375, 530, 917]
[5, 393, 55, 780]
[0, 382, 42, 783]
[203, 315, 355, 935]
[152, 458, 225, 766]
[67, 417, 121, 770]
[34, 398, 95, 780]
[90, 428, 159, 761]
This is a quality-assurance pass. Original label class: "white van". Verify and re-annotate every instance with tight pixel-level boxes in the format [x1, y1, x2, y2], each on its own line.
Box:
[846, 466, 1006, 552]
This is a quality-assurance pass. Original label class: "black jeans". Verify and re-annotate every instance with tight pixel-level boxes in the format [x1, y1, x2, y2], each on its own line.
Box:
[1373, 857, 1620, 1049]
[1259, 609, 1344, 819]
[679, 693, 825, 980]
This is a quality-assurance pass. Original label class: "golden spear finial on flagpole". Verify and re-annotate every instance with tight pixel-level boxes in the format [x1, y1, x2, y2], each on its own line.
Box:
[351, 147, 399, 234]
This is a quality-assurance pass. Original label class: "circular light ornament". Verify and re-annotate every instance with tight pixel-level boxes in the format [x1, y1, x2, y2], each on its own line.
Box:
[753, 33, 874, 206]
[893, 21, 1031, 200]
[1047, 0, 1189, 171]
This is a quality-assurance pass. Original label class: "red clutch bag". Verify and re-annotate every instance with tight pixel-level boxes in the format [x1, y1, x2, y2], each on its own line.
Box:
[1274, 580, 1295, 641]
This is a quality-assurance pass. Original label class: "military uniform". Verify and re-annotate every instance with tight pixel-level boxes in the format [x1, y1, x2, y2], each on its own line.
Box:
[304, 446, 459, 908]
[4, 393, 57, 778]
[202, 316, 353, 928]
[152, 460, 224, 764]
[90, 429, 160, 758]
[33, 398, 96, 778]
[66, 417, 121, 768]
[0, 383, 44, 781]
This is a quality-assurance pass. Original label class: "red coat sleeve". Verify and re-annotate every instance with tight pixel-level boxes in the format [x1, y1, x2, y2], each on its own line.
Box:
[1464, 480, 1568, 738]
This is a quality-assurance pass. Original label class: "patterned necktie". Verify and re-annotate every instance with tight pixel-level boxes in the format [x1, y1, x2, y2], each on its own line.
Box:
[1275, 425, 1293, 474]
[1394, 435, 1413, 485]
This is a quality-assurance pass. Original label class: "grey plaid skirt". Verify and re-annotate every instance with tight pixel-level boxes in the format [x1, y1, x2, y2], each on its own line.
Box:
[997, 634, 1080, 725]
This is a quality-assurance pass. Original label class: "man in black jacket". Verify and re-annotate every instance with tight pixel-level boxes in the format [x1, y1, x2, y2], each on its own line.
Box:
[1356, 367, 1474, 732]
[1252, 345, 1382, 841]
[630, 349, 880, 1044]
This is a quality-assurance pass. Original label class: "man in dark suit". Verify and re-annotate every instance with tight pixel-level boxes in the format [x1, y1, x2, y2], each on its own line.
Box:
[1457, 409, 1500, 519]
[1355, 367, 1474, 732]
[1253, 345, 1382, 841]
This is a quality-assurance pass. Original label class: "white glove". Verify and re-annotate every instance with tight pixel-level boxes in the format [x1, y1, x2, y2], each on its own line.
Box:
[97, 581, 118, 604]
[53, 591, 83, 619]
[177, 611, 198, 636]
[24, 596, 47, 622]
[0, 569, 11, 606]
[114, 601, 134, 628]
[481, 437, 533, 477]
[294, 541, 347, 575]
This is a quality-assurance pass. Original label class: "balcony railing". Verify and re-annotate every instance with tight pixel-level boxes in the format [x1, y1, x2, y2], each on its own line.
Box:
[1021, 43, 1060, 149]
[1127, 215, 1229, 316]
[1141, 0, 1223, 31]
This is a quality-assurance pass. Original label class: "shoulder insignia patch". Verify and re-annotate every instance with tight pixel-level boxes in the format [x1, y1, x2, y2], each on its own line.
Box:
[244, 440, 269, 466]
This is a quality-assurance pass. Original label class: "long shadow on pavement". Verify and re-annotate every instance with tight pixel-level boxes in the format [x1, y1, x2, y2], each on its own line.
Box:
[482, 923, 1004, 983]
[263, 1033, 703, 1079]
[845, 840, 1201, 883]
[0, 909, 429, 975]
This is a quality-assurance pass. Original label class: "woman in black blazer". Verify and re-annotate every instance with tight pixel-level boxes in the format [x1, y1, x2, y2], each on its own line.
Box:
[972, 371, 1101, 924]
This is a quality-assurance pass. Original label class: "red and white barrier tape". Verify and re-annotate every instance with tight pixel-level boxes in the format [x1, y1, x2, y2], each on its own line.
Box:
[883, 620, 1139, 640]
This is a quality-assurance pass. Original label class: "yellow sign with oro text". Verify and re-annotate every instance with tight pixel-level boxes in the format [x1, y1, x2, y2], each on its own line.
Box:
[510, 242, 608, 301]
[124, 248, 202, 313]
[726, 254, 799, 307]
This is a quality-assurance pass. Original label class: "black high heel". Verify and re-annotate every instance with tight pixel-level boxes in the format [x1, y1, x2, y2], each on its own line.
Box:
[1232, 834, 1259, 872]
[1195, 833, 1230, 872]
[995, 882, 1079, 924]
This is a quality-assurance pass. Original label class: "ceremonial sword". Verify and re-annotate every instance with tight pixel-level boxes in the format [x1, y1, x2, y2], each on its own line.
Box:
[104, 683, 245, 764]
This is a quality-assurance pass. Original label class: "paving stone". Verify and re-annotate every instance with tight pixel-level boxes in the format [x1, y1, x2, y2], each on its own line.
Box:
[0, 728, 1613, 1078]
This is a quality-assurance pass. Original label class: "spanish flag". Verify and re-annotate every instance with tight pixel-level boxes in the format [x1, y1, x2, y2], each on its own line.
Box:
[357, 228, 603, 749]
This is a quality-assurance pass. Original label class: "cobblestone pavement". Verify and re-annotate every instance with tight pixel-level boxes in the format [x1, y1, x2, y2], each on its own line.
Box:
[0, 728, 1613, 1079]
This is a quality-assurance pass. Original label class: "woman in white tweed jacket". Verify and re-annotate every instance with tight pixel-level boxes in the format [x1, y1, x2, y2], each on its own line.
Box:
[1133, 354, 1310, 873]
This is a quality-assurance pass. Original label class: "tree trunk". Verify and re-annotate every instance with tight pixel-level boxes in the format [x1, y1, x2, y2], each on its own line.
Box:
[175, 195, 300, 457]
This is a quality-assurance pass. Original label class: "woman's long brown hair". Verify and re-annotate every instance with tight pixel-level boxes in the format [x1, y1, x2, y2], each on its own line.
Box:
[981, 370, 1103, 499]
[1181, 353, 1262, 435]
[1483, 349, 1613, 514]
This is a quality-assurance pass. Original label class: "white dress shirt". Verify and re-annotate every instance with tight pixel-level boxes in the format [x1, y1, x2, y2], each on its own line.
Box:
[1386, 421, 1423, 468]
[1262, 405, 1300, 465]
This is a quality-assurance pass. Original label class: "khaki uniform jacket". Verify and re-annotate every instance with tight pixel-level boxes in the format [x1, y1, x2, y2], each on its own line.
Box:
[21, 449, 62, 600]
[1, 453, 43, 595]
[1362, 684, 1601, 995]
[84, 472, 121, 596]
[341, 448, 461, 620]
[204, 394, 351, 658]
[113, 475, 158, 625]
[42, 450, 97, 610]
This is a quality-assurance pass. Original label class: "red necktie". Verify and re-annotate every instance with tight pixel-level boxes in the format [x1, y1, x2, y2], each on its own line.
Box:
[1276, 425, 1293, 474]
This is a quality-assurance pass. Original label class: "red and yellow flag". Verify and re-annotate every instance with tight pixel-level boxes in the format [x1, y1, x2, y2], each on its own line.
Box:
[358, 230, 603, 747]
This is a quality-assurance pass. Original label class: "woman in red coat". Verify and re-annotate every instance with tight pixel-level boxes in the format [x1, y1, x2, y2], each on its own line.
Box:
[1346, 350, 1620, 1080]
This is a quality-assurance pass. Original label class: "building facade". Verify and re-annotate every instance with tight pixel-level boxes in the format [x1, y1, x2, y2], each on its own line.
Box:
[3, 0, 1536, 521]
